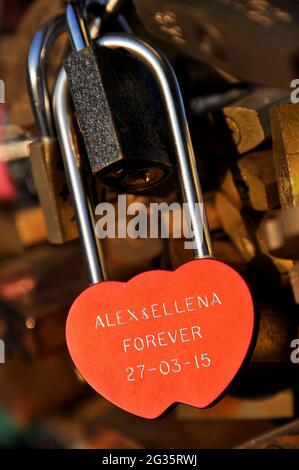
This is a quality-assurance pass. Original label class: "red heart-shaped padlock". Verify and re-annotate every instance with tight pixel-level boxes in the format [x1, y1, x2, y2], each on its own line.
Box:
[66, 258, 254, 418]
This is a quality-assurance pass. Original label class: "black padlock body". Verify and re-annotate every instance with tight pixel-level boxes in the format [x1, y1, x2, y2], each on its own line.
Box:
[64, 44, 175, 193]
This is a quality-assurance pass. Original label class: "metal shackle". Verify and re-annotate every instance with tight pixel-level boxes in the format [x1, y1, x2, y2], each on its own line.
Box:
[27, 15, 65, 138]
[53, 33, 213, 285]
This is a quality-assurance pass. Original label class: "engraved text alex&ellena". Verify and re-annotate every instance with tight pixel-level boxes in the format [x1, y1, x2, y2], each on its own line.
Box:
[95, 293, 222, 353]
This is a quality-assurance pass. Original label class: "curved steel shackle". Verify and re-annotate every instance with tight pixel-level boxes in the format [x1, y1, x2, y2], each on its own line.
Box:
[53, 68, 107, 285]
[53, 33, 213, 285]
[27, 15, 65, 138]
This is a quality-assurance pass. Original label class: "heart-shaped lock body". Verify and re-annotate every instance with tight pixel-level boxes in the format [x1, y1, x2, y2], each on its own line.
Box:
[66, 258, 254, 418]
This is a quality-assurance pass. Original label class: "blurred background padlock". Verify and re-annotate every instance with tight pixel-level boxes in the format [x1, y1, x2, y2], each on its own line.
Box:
[0, 0, 298, 449]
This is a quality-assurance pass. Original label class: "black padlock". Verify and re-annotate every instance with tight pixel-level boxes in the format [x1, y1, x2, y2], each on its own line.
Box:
[63, 2, 175, 194]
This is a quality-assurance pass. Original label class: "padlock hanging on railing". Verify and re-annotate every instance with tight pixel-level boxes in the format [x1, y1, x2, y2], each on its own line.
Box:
[53, 10, 255, 419]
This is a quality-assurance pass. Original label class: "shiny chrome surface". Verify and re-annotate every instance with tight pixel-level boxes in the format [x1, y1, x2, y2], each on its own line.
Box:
[53, 32, 212, 285]
[66, 2, 91, 51]
[53, 69, 107, 284]
[27, 15, 65, 138]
